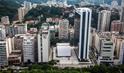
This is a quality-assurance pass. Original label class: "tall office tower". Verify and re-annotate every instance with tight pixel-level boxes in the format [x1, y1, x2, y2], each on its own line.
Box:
[112, 35, 124, 59]
[120, 0, 124, 33]
[0, 41, 8, 66]
[119, 40, 124, 64]
[59, 19, 69, 40]
[0, 25, 6, 40]
[37, 28, 50, 62]
[75, 8, 92, 61]
[1, 16, 10, 25]
[22, 34, 36, 63]
[6, 38, 14, 57]
[97, 10, 111, 32]
[42, 30, 50, 62]
[120, 0, 124, 22]
[121, 0, 124, 21]
[18, 7, 26, 22]
[37, 33, 41, 63]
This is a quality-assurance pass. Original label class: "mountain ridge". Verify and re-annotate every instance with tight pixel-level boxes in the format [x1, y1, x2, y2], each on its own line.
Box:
[0, 0, 20, 21]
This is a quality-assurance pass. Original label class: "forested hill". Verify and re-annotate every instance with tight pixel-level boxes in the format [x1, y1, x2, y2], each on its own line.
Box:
[0, 0, 20, 21]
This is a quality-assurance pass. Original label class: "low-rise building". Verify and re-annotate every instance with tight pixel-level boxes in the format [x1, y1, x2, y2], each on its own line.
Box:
[93, 32, 114, 64]
[8, 50, 22, 65]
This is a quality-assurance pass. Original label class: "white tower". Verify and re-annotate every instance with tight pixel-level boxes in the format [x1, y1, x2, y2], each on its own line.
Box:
[59, 19, 69, 40]
[22, 35, 35, 63]
[76, 8, 92, 61]
[42, 30, 50, 62]
[38, 28, 50, 63]
[97, 10, 111, 32]
[120, 0, 124, 22]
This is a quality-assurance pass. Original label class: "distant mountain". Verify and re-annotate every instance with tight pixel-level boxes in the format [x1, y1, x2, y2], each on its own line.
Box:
[12, 0, 46, 4]
[14, 0, 122, 5]
[0, 0, 20, 21]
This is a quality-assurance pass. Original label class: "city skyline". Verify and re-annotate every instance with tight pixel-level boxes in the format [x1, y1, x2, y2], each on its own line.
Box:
[0, 0, 124, 73]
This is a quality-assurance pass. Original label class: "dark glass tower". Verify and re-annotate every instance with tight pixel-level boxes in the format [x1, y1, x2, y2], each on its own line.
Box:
[76, 8, 92, 61]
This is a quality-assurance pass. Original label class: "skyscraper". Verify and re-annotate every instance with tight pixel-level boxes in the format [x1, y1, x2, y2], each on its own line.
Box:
[120, 0, 124, 33]
[120, 0, 124, 22]
[18, 7, 25, 22]
[75, 8, 92, 61]
[59, 19, 69, 40]
[119, 40, 124, 64]
[37, 30, 50, 62]
[42, 30, 50, 62]
[0, 41, 8, 66]
[97, 10, 111, 32]
[0, 25, 6, 40]
[22, 34, 36, 63]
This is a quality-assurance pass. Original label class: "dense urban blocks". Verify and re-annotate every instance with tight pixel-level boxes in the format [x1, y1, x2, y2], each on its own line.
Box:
[0, 0, 124, 72]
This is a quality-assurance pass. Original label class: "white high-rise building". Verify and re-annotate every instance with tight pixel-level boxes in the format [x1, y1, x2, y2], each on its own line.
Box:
[18, 7, 26, 22]
[18, 1, 32, 22]
[75, 8, 92, 61]
[37, 33, 41, 62]
[59, 19, 69, 40]
[37, 29, 50, 62]
[1, 16, 10, 25]
[0, 25, 6, 40]
[120, 0, 124, 33]
[22, 34, 36, 63]
[120, 0, 124, 22]
[42, 30, 50, 62]
[119, 40, 124, 64]
[97, 10, 111, 32]
[6, 38, 14, 58]
[0, 41, 8, 66]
